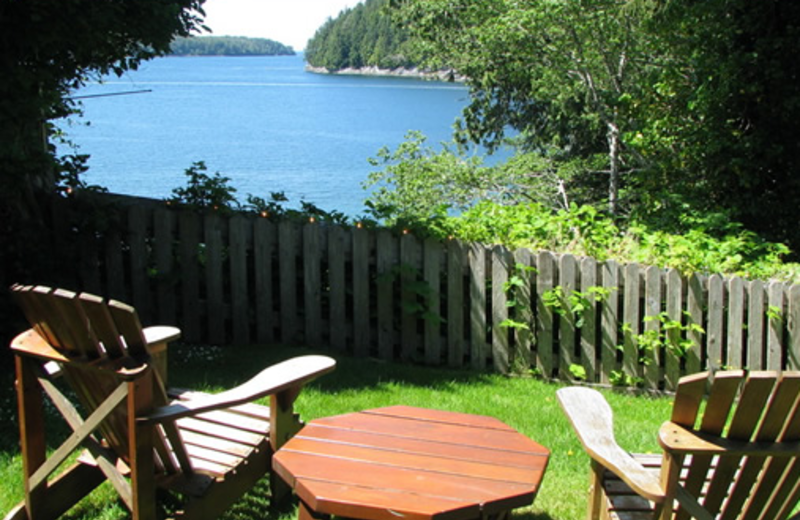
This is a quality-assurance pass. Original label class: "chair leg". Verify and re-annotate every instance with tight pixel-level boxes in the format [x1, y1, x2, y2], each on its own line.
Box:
[15, 357, 47, 520]
[587, 460, 604, 520]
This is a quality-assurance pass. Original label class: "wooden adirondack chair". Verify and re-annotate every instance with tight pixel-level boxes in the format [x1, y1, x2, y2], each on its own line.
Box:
[5, 284, 336, 520]
[558, 370, 800, 520]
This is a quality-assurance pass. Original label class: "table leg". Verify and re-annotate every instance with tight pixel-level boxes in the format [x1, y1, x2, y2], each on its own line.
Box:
[299, 501, 329, 520]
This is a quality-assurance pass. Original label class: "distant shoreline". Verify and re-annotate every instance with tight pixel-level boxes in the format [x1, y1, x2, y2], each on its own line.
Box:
[305, 65, 465, 83]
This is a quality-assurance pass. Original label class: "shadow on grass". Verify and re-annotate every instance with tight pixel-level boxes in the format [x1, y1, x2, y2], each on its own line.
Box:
[167, 342, 504, 395]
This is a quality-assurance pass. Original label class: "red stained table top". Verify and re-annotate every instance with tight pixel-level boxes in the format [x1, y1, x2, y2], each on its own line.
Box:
[273, 405, 550, 520]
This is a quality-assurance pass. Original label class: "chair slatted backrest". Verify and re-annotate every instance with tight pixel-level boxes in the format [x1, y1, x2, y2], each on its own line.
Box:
[10, 284, 181, 475]
[668, 370, 800, 520]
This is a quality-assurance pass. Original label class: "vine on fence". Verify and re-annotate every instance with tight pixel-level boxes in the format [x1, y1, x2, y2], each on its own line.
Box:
[542, 285, 610, 328]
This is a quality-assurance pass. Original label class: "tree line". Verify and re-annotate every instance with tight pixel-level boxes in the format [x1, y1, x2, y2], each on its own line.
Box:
[305, 0, 413, 71]
[170, 36, 295, 56]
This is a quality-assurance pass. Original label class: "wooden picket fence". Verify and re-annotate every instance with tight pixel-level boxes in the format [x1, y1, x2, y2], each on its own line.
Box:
[45, 194, 800, 390]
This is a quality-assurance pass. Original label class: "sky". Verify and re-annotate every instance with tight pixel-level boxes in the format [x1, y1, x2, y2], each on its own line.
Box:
[201, 0, 363, 51]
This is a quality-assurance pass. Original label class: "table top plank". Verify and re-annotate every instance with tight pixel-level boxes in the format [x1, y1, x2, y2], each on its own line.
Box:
[310, 413, 545, 454]
[363, 405, 518, 431]
[275, 450, 536, 505]
[295, 480, 482, 520]
[280, 437, 546, 484]
[296, 423, 547, 468]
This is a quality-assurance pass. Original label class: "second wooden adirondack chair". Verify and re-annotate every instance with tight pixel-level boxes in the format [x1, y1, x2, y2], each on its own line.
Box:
[558, 370, 800, 520]
[5, 285, 336, 520]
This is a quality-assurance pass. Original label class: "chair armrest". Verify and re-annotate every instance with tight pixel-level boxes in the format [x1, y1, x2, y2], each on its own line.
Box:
[660, 421, 800, 457]
[142, 355, 336, 424]
[556, 386, 665, 503]
[143, 326, 181, 345]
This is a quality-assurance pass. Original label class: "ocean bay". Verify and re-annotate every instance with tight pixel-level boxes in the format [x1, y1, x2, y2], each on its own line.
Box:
[61, 54, 478, 216]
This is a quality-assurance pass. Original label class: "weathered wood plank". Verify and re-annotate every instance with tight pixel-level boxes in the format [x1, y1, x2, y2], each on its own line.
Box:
[128, 205, 150, 324]
[600, 260, 620, 385]
[253, 218, 275, 344]
[491, 246, 510, 374]
[328, 226, 348, 352]
[578, 257, 598, 382]
[447, 240, 465, 368]
[622, 263, 641, 383]
[279, 220, 298, 345]
[154, 208, 176, 325]
[536, 251, 556, 378]
[727, 277, 746, 368]
[104, 224, 127, 302]
[400, 234, 421, 362]
[424, 238, 443, 366]
[514, 249, 534, 373]
[664, 269, 683, 391]
[643, 265, 661, 389]
[205, 214, 225, 344]
[747, 280, 765, 370]
[352, 227, 370, 356]
[686, 274, 703, 376]
[706, 274, 724, 370]
[229, 215, 250, 345]
[376, 230, 395, 361]
[788, 285, 800, 370]
[767, 281, 784, 370]
[178, 211, 201, 342]
[559, 254, 579, 381]
[469, 243, 488, 370]
[303, 222, 322, 347]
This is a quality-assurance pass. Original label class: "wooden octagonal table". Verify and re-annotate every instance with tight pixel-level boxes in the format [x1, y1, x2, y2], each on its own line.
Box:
[273, 405, 550, 520]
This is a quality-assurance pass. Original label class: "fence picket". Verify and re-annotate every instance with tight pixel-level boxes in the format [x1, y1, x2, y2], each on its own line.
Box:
[328, 226, 348, 351]
[686, 274, 703, 375]
[400, 234, 421, 361]
[622, 263, 641, 383]
[447, 240, 465, 367]
[643, 266, 661, 389]
[706, 274, 724, 370]
[514, 249, 534, 372]
[303, 222, 322, 347]
[728, 277, 746, 367]
[491, 246, 511, 374]
[536, 251, 556, 378]
[665, 269, 683, 391]
[469, 243, 488, 370]
[352, 227, 370, 356]
[424, 238, 443, 366]
[129, 205, 150, 323]
[205, 214, 225, 344]
[559, 254, 578, 380]
[747, 280, 765, 369]
[253, 218, 275, 343]
[789, 285, 800, 370]
[601, 260, 620, 385]
[178, 211, 201, 342]
[278, 220, 299, 344]
[767, 281, 784, 370]
[580, 257, 598, 382]
[230, 215, 250, 345]
[154, 208, 176, 325]
[376, 230, 395, 360]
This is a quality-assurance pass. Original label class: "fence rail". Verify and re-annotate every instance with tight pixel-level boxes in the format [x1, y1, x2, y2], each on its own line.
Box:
[45, 194, 800, 390]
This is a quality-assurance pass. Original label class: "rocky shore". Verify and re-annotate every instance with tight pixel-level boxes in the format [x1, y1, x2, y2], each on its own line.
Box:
[305, 64, 465, 82]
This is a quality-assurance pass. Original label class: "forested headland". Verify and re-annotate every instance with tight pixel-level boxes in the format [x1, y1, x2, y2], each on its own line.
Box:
[170, 36, 295, 56]
[305, 0, 415, 72]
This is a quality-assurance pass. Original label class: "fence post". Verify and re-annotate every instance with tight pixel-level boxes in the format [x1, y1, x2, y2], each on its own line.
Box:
[424, 238, 443, 366]
[706, 274, 725, 370]
[230, 215, 250, 345]
[205, 213, 225, 344]
[622, 263, 641, 384]
[376, 230, 396, 360]
[303, 221, 322, 348]
[536, 251, 556, 378]
[328, 225, 348, 352]
[747, 280, 766, 370]
[559, 254, 578, 380]
[600, 260, 620, 385]
[643, 265, 661, 389]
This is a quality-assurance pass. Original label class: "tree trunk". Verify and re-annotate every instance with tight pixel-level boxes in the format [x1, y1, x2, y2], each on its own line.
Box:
[607, 120, 621, 216]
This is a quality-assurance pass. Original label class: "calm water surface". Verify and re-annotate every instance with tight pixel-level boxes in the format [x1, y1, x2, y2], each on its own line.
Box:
[61, 54, 478, 216]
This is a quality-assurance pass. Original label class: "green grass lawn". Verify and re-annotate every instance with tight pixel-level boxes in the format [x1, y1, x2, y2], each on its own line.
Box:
[0, 344, 674, 520]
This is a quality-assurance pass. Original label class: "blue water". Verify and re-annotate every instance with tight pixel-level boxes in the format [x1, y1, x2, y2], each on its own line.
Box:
[60, 54, 481, 216]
